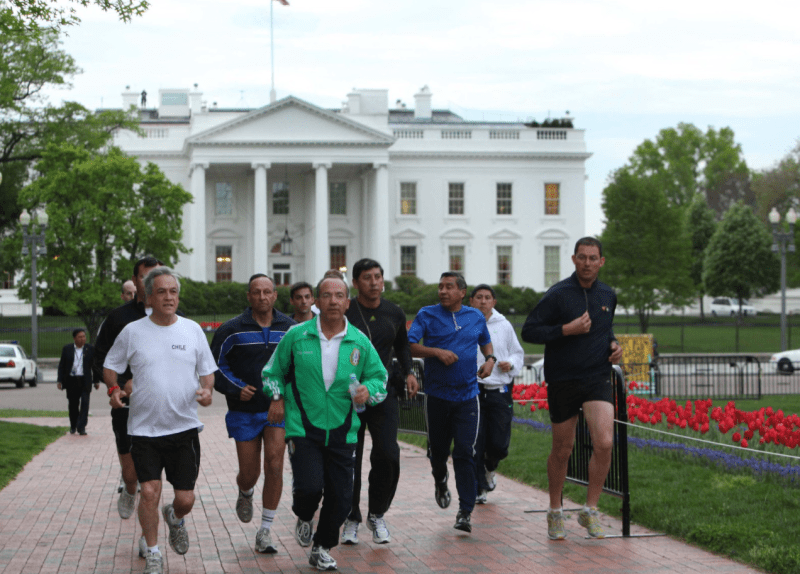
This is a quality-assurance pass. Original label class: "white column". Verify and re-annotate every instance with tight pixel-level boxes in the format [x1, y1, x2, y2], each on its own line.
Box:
[372, 162, 390, 274]
[313, 162, 331, 280]
[252, 162, 270, 275]
[360, 172, 371, 258]
[189, 162, 209, 281]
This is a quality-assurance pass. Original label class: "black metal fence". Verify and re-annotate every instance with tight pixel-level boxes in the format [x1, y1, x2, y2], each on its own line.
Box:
[397, 358, 427, 435]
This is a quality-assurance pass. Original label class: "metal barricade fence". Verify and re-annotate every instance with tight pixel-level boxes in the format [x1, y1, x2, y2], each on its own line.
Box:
[397, 358, 427, 435]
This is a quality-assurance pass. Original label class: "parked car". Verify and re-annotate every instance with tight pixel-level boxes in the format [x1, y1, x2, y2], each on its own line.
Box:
[0, 342, 38, 387]
[769, 348, 800, 374]
[710, 297, 756, 317]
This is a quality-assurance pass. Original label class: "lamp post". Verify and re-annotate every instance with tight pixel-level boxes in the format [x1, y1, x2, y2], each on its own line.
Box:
[19, 209, 48, 361]
[769, 207, 797, 351]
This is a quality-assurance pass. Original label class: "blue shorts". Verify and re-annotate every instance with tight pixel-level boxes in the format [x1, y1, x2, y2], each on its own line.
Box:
[225, 410, 284, 442]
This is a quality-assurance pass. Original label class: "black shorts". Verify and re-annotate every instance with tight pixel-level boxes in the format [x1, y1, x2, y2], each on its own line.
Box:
[111, 408, 132, 455]
[131, 428, 201, 490]
[547, 377, 613, 424]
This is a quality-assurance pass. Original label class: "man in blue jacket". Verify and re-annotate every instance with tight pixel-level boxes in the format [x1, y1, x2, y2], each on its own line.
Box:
[521, 237, 622, 540]
[210, 274, 295, 554]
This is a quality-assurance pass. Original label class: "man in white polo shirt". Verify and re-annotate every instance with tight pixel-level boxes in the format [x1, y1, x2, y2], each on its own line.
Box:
[104, 266, 217, 574]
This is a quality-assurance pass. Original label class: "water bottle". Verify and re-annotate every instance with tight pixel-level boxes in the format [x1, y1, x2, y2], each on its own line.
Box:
[349, 373, 366, 413]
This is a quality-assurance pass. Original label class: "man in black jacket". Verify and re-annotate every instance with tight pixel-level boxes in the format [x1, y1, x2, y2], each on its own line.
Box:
[57, 328, 97, 435]
[210, 274, 295, 554]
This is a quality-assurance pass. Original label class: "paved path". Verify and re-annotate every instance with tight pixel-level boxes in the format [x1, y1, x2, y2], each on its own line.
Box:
[0, 391, 761, 574]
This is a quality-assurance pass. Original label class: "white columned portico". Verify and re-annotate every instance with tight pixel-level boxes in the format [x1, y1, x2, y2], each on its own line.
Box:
[313, 162, 331, 280]
[189, 162, 209, 281]
[372, 162, 390, 274]
[252, 162, 271, 275]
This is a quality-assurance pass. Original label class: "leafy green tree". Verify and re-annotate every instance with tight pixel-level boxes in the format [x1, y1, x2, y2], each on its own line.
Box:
[600, 170, 694, 332]
[686, 195, 718, 317]
[1, 0, 148, 32]
[5, 143, 192, 341]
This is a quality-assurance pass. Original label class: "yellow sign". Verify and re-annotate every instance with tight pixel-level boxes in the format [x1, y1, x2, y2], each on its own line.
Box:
[617, 334, 654, 390]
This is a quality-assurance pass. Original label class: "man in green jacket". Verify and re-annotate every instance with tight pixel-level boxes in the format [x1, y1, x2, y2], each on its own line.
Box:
[263, 276, 387, 571]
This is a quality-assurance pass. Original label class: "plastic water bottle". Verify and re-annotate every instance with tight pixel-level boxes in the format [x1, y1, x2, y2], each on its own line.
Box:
[349, 374, 366, 413]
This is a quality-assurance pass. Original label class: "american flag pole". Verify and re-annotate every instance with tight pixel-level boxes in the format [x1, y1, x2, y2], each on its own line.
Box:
[270, 0, 289, 104]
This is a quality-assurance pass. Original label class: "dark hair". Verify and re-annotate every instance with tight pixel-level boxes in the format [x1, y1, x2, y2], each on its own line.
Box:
[290, 281, 313, 298]
[574, 237, 603, 257]
[316, 276, 347, 298]
[470, 284, 496, 299]
[72, 328, 86, 338]
[248, 274, 275, 290]
[351, 258, 383, 282]
[440, 272, 466, 290]
[133, 256, 163, 278]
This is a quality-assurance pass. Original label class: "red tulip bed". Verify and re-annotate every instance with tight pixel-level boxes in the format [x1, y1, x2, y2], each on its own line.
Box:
[200, 321, 222, 331]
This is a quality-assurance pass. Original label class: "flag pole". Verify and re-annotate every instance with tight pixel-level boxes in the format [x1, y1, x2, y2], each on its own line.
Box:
[270, 0, 276, 103]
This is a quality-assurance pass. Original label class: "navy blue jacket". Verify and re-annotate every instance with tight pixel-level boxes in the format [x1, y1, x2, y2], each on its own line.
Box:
[521, 272, 617, 384]
[210, 307, 296, 413]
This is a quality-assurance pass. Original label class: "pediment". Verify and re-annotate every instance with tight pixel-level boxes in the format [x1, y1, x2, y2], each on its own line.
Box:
[392, 227, 426, 241]
[439, 227, 474, 240]
[329, 227, 355, 239]
[536, 227, 569, 240]
[488, 228, 523, 241]
[187, 96, 394, 147]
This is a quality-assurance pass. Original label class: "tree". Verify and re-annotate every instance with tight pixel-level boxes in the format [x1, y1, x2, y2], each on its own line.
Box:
[686, 195, 718, 317]
[1, 0, 148, 32]
[6, 143, 192, 342]
[600, 170, 694, 332]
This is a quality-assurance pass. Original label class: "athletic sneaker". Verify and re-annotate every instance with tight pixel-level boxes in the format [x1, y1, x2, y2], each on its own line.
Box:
[294, 517, 314, 547]
[309, 545, 337, 571]
[485, 468, 497, 491]
[118, 488, 136, 519]
[366, 513, 390, 544]
[434, 472, 451, 509]
[578, 507, 605, 538]
[340, 519, 359, 545]
[475, 489, 488, 505]
[255, 527, 278, 553]
[235, 489, 253, 523]
[547, 511, 566, 540]
[453, 509, 472, 533]
[162, 504, 189, 555]
[138, 536, 147, 558]
[142, 551, 163, 574]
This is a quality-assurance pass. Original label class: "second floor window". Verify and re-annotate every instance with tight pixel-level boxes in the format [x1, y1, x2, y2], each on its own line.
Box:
[400, 182, 417, 215]
[330, 245, 347, 271]
[448, 183, 464, 215]
[497, 183, 512, 215]
[330, 182, 347, 215]
[544, 245, 560, 287]
[216, 245, 232, 283]
[497, 245, 512, 285]
[449, 245, 465, 274]
[401, 246, 417, 276]
[545, 183, 560, 215]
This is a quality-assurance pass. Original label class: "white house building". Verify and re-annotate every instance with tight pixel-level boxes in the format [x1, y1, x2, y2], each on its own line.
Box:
[111, 85, 590, 290]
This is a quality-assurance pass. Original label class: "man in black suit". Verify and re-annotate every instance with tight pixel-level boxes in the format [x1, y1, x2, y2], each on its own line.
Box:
[57, 328, 98, 435]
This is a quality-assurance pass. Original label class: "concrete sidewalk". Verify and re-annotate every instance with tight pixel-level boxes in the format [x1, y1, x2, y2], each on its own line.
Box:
[0, 410, 760, 574]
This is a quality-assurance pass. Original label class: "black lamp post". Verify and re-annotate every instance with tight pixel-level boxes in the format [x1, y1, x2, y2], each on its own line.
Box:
[19, 208, 48, 361]
[769, 206, 797, 351]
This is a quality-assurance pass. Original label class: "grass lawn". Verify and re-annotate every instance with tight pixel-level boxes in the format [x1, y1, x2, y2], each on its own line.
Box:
[0, 420, 67, 490]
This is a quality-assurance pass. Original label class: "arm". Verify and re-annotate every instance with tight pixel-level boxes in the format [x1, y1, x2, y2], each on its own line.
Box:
[410, 342, 458, 365]
[104, 367, 126, 409]
[360, 344, 388, 406]
[195, 373, 214, 406]
[263, 333, 292, 424]
[392, 313, 419, 398]
[522, 292, 589, 343]
[210, 325, 256, 401]
[477, 342, 495, 379]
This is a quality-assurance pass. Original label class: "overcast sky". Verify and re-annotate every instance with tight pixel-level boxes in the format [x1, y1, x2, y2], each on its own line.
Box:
[49, 0, 800, 236]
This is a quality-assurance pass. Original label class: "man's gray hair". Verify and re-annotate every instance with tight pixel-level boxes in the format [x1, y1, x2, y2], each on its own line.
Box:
[144, 266, 181, 297]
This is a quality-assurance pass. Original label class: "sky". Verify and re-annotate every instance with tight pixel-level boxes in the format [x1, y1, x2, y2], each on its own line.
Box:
[45, 0, 800, 236]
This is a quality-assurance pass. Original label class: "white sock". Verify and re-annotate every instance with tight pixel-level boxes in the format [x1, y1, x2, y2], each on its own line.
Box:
[241, 487, 254, 497]
[261, 508, 276, 530]
[148, 545, 160, 555]
[549, 507, 562, 514]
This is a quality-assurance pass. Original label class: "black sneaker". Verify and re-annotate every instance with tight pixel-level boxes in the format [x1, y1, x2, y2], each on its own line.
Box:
[454, 509, 472, 533]
[434, 472, 451, 509]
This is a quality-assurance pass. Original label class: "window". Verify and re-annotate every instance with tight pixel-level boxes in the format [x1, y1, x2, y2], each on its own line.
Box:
[497, 183, 512, 215]
[273, 182, 289, 215]
[2, 271, 13, 289]
[215, 246, 232, 283]
[400, 182, 417, 215]
[545, 183, 560, 215]
[400, 246, 417, 276]
[449, 246, 465, 274]
[330, 182, 347, 215]
[544, 246, 560, 288]
[330, 246, 347, 272]
[272, 263, 291, 286]
[448, 183, 464, 215]
[497, 246, 512, 285]
[215, 182, 233, 216]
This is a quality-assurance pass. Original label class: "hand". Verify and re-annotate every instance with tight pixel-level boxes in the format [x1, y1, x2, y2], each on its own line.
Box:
[477, 360, 495, 379]
[239, 385, 256, 401]
[609, 341, 623, 364]
[94, 383, 100, 390]
[267, 398, 284, 424]
[406, 374, 419, 399]
[563, 311, 591, 336]
[196, 387, 212, 407]
[436, 349, 459, 366]
[497, 361, 512, 373]
[57, 382, 62, 391]
[109, 388, 125, 409]
[353, 385, 370, 405]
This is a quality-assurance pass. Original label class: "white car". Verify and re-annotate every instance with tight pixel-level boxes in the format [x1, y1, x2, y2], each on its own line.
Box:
[0, 343, 38, 388]
[710, 297, 756, 317]
[769, 349, 800, 375]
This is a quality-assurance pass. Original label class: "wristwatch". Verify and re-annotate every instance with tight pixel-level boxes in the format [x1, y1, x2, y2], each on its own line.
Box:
[484, 354, 497, 363]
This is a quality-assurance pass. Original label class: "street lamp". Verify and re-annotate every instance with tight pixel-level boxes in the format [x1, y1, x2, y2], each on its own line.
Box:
[769, 207, 797, 351]
[19, 208, 48, 361]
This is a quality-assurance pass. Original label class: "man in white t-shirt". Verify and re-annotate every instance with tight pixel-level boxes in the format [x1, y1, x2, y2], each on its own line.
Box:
[104, 267, 217, 574]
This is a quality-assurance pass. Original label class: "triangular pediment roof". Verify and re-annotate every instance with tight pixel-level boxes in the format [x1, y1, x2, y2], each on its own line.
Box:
[186, 96, 395, 147]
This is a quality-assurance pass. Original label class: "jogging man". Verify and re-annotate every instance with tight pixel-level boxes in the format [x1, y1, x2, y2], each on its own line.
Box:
[289, 281, 315, 323]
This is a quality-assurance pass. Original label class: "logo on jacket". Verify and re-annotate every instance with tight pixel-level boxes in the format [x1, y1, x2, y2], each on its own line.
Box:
[601, 306, 609, 312]
[350, 348, 360, 366]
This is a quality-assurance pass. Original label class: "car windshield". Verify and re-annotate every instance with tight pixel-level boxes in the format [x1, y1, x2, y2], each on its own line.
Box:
[732, 298, 750, 305]
[0, 347, 15, 357]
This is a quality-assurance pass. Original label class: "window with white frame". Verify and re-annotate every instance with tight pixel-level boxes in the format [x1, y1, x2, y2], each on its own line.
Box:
[448, 183, 464, 215]
[273, 182, 289, 215]
[400, 246, 417, 276]
[449, 245, 465, 274]
[544, 246, 560, 287]
[497, 246, 512, 285]
[497, 183, 512, 215]
[400, 182, 417, 215]
[215, 182, 233, 216]
[272, 263, 291, 287]
[330, 182, 347, 215]
[215, 245, 232, 283]
[545, 183, 560, 215]
[330, 245, 347, 272]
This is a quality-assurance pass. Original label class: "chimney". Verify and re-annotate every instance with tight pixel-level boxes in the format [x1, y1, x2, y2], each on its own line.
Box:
[122, 86, 138, 109]
[190, 83, 203, 115]
[414, 85, 432, 120]
[346, 89, 361, 115]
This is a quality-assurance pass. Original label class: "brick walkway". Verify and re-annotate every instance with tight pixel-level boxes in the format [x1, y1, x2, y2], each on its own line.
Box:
[0, 411, 760, 574]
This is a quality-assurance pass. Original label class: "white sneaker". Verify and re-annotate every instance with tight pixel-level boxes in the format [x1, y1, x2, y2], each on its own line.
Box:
[366, 513, 390, 544]
[309, 545, 337, 571]
[118, 488, 136, 519]
[340, 518, 359, 545]
[255, 527, 278, 553]
[294, 517, 314, 547]
[475, 489, 488, 505]
[485, 468, 497, 491]
[142, 551, 162, 574]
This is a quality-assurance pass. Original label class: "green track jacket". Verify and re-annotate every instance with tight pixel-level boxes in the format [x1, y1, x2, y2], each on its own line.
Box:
[262, 319, 387, 446]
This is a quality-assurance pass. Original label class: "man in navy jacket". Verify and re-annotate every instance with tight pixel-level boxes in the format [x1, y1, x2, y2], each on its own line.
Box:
[57, 328, 97, 435]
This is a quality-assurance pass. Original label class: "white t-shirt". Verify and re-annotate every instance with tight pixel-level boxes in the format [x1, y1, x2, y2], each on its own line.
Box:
[104, 315, 218, 437]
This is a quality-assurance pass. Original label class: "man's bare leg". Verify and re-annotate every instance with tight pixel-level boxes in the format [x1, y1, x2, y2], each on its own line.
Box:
[120, 452, 138, 495]
[581, 400, 614, 508]
[139, 479, 162, 547]
[262, 426, 286, 510]
[547, 416, 578, 508]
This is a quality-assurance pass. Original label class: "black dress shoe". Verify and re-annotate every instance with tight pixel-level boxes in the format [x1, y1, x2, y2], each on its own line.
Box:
[70, 428, 76, 434]
[78, 430, 87, 436]
[454, 509, 472, 533]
